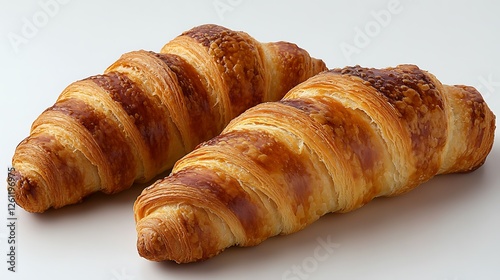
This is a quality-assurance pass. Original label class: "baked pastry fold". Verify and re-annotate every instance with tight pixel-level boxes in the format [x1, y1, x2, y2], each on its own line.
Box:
[134, 65, 495, 263]
[11, 24, 326, 213]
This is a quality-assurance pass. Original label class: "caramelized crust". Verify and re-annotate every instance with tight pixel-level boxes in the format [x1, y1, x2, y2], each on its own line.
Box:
[11, 24, 326, 213]
[330, 66, 448, 188]
[151, 53, 215, 146]
[89, 72, 168, 163]
[184, 24, 267, 118]
[134, 64, 495, 263]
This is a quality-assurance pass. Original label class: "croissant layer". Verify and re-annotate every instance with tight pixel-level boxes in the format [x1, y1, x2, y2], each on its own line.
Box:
[134, 64, 495, 263]
[11, 24, 326, 213]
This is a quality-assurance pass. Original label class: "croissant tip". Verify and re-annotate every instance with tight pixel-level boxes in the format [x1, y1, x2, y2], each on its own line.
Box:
[11, 174, 45, 213]
[137, 226, 165, 262]
[137, 228, 158, 260]
[136, 211, 214, 264]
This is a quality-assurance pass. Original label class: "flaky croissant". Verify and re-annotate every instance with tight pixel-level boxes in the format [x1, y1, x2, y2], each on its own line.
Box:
[11, 24, 326, 213]
[134, 64, 495, 263]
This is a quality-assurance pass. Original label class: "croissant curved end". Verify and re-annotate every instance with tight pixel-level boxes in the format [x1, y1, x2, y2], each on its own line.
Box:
[136, 215, 205, 263]
[137, 226, 168, 262]
[136, 203, 235, 263]
[13, 173, 46, 213]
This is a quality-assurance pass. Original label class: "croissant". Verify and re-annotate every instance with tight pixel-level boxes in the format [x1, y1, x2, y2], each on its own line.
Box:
[10, 24, 326, 213]
[134, 64, 496, 263]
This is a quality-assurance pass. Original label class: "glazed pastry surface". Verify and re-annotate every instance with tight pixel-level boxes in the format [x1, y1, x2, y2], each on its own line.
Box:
[134, 65, 495, 263]
[11, 24, 326, 213]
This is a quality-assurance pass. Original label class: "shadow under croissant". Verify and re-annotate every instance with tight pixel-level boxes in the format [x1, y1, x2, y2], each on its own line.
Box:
[148, 157, 493, 275]
[24, 168, 173, 219]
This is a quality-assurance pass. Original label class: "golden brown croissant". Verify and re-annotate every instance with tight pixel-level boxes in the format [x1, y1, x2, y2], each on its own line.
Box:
[10, 24, 326, 213]
[134, 64, 496, 263]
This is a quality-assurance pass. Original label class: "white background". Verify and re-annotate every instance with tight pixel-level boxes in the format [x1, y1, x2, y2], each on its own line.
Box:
[1, 0, 500, 279]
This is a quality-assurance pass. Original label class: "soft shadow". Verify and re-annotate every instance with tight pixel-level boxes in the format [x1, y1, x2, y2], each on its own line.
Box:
[24, 169, 172, 221]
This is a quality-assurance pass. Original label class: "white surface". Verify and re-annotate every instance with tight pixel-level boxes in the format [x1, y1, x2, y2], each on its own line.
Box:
[1, 1, 499, 279]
